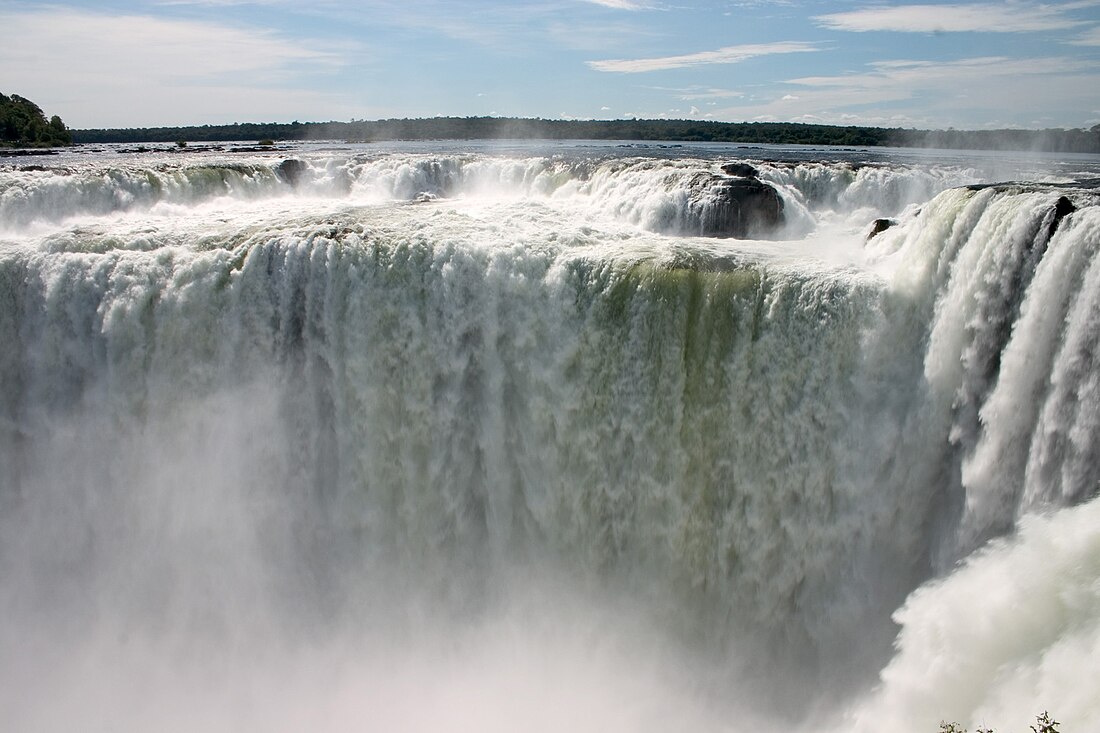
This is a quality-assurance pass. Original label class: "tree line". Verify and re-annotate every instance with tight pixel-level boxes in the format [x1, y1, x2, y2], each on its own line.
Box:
[3, 89, 1097, 153]
[69, 117, 1100, 153]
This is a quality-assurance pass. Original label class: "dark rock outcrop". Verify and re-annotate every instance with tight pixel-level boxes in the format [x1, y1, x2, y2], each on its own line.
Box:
[1047, 196, 1076, 240]
[720, 162, 759, 179]
[275, 159, 308, 187]
[688, 174, 784, 238]
[867, 218, 897, 240]
[0, 148, 58, 157]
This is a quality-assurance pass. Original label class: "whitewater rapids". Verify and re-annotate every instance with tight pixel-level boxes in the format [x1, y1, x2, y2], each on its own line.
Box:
[1, 141, 1098, 732]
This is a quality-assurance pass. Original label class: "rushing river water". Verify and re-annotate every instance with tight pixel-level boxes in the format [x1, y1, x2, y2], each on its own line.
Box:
[2, 140, 1099, 732]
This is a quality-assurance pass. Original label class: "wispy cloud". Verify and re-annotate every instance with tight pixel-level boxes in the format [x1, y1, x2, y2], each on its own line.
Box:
[316, 1, 608, 52]
[789, 56, 1096, 88]
[588, 41, 817, 73]
[582, 0, 654, 9]
[0, 8, 357, 126]
[156, 0, 285, 6]
[711, 55, 1100, 128]
[0, 8, 343, 78]
[649, 86, 746, 100]
[1071, 25, 1100, 44]
[545, 19, 659, 51]
[815, 3, 1085, 33]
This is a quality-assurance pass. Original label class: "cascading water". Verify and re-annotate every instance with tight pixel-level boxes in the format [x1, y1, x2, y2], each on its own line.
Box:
[1, 141, 1098, 732]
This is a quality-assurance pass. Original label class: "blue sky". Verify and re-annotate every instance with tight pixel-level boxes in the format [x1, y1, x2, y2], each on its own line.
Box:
[2, 0, 1098, 130]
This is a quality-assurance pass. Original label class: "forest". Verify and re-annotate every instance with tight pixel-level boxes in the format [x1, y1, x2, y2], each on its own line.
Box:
[0, 90, 1094, 153]
[70, 116, 1100, 153]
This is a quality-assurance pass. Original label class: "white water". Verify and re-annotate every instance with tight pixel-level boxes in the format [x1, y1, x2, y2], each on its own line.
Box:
[1, 143, 1098, 732]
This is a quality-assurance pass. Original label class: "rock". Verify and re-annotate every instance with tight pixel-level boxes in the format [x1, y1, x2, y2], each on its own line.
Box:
[275, 159, 308, 187]
[720, 162, 759, 178]
[689, 174, 785, 238]
[231, 145, 289, 153]
[0, 148, 58, 157]
[1047, 196, 1075, 239]
[867, 218, 896, 240]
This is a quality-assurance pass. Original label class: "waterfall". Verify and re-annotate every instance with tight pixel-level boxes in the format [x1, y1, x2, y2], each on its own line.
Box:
[1, 146, 1097, 732]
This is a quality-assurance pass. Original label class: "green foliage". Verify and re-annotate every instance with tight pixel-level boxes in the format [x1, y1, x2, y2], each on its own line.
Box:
[67, 116, 1100, 153]
[939, 712, 1061, 733]
[0, 92, 71, 147]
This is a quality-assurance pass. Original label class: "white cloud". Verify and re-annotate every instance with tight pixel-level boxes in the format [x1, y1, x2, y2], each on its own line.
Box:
[0, 8, 356, 127]
[682, 88, 745, 100]
[1071, 25, 1100, 44]
[587, 41, 818, 73]
[582, 0, 654, 9]
[2, 8, 341, 77]
[544, 20, 660, 51]
[816, 3, 1085, 33]
[789, 56, 1095, 89]
[648, 86, 745, 100]
[709, 55, 1100, 128]
[156, 0, 284, 5]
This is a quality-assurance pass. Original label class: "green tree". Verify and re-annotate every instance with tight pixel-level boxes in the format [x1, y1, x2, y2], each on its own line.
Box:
[0, 92, 72, 147]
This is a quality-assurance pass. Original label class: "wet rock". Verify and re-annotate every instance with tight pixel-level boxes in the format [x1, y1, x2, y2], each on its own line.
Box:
[689, 174, 784, 238]
[867, 218, 897, 240]
[720, 162, 759, 178]
[275, 159, 308, 187]
[1047, 196, 1076, 239]
[0, 148, 58, 157]
[231, 145, 290, 153]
